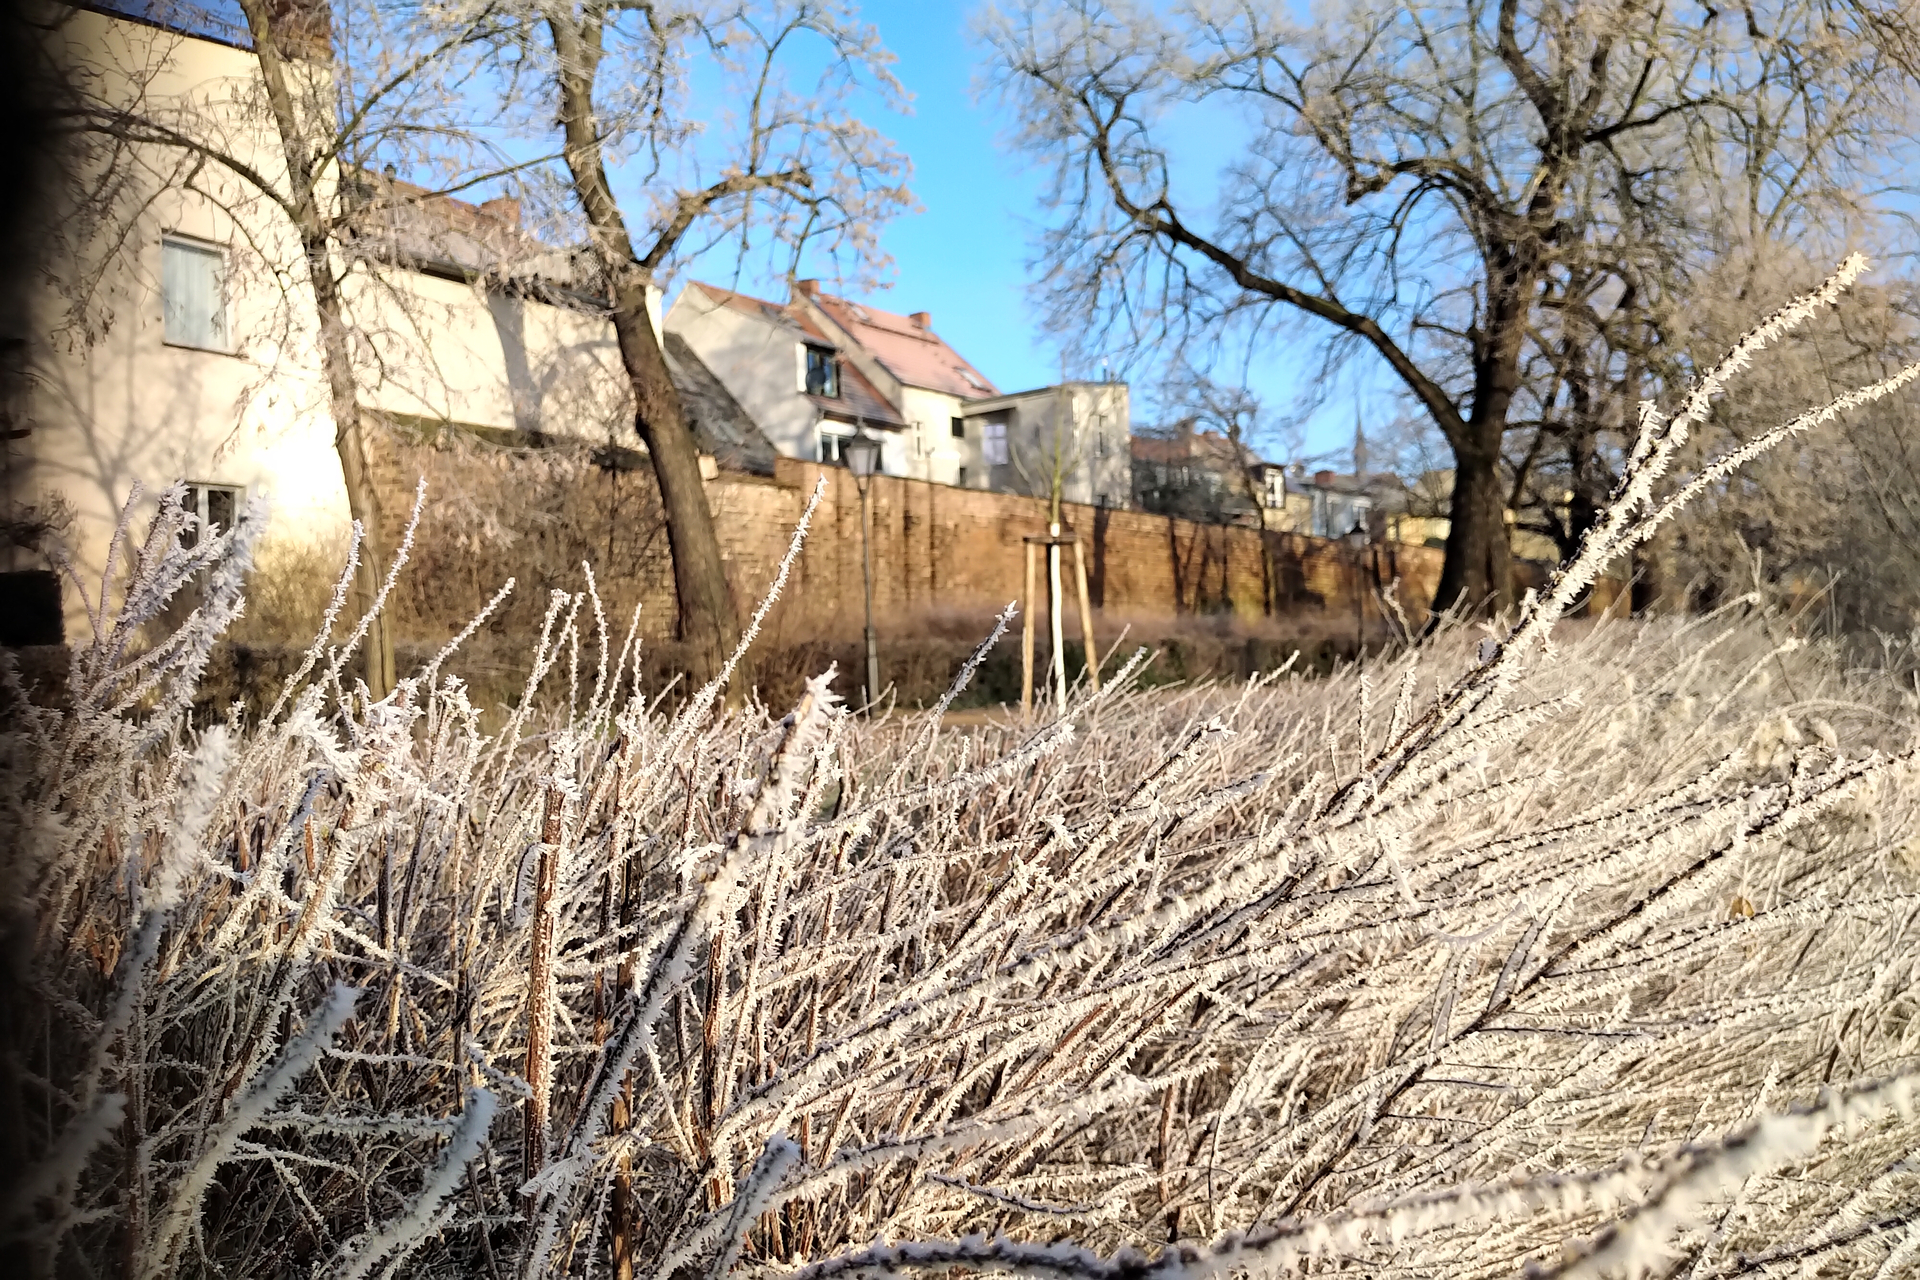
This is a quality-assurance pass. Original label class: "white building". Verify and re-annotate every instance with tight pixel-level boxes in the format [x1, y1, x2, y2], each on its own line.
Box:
[7, 1, 1128, 642]
[7, 2, 768, 634]
[665, 280, 1131, 507]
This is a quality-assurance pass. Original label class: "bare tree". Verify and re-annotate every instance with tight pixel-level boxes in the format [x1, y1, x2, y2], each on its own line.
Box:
[1652, 252, 1920, 632]
[57, 0, 514, 697]
[984, 0, 1915, 620]
[1141, 371, 1302, 615]
[1507, 121, 1908, 596]
[490, 0, 909, 686]
[1156, 370, 1298, 525]
[1008, 386, 1092, 703]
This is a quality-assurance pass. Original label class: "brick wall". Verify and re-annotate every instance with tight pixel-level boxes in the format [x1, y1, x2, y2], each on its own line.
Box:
[713, 459, 1459, 635]
[373, 438, 1617, 643]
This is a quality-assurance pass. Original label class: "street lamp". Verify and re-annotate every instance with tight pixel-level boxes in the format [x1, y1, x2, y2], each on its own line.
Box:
[1343, 521, 1369, 656]
[842, 428, 883, 707]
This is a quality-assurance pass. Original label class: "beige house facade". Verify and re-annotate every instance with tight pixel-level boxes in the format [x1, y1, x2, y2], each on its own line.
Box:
[12, 4, 639, 632]
[10, 3, 1133, 642]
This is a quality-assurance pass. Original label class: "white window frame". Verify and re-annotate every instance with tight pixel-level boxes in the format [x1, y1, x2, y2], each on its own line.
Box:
[161, 235, 231, 352]
[982, 419, 1009, 466]
[817, 422, 854, 466]
[181, 481, 245, 545]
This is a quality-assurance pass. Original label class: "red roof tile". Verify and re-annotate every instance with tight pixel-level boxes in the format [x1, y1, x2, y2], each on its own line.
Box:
[806, 292, 999, 400]
[1130, 429, 1263, 470]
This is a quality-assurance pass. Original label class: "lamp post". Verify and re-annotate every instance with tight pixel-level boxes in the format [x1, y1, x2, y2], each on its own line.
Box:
[843, 429, 883, 707]
[1343, 522, 1369, 657]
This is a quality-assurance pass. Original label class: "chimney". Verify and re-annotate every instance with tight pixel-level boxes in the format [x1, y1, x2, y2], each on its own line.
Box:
[1314, 469, 1337, 489]
[480, 197, 522, 228]
[794, 278, 821, 299]
[264, 0, 332, 61]
[909, 311, 931, 330]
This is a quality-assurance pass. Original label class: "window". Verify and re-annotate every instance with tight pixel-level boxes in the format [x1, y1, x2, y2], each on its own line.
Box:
[818, 429, 852, 465]
[181, 482, 243, 545]
[1309, 490, 1372, 539]
[950, 416, 965, 439]
[162, 237, 229, 350]
[805, 347, 840, 398]
[957, 466, 968, 487]
[982, 419, 1009, 466]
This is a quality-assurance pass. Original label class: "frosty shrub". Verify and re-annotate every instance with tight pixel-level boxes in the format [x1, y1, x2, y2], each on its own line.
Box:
[5, 259, 1920, 1278]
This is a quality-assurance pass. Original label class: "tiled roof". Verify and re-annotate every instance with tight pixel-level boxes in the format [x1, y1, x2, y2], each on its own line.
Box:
[686, 283, 906, 428]
[807, 292, 999, 400]
[339, 171, 605, 305]
[1130, 428, 1265, 470]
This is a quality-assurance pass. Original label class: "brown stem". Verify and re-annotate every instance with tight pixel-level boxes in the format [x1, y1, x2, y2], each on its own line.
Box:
[522, 783, 567, 1201]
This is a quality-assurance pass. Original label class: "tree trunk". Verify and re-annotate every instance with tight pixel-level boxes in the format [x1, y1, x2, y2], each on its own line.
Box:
[605, 280, 738, 683]
[1430, 269, 1530, 621]
[1431, 438, 1512, 620]
[309, 259, 397, 698]
[544, 6, 740, 688]
[236, 0, 396, 698]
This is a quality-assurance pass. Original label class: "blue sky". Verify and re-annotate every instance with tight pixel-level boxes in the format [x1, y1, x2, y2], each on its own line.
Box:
[668, 2, 1070, 399]
[660, 0, 1376, 465]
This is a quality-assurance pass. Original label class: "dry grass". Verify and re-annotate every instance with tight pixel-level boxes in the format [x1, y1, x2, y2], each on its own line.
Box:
[7, 263, 1920, 1280]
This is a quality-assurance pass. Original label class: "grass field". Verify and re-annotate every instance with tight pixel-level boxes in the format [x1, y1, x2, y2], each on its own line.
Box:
[6, 260, 1920, 1279]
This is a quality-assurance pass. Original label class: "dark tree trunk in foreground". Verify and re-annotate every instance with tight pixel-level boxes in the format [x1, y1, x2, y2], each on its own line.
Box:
[607, 278, 737, 677]
[548, 4, 740, 683]
[239, 0, 397, 696]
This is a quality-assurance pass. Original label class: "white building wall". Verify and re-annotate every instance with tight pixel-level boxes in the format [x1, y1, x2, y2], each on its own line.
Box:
[23, 11, 343, 603]
[964, 382, 1131, 509]
[350, 270, 630, 437]
[21, 8, 641, 628]
[896, 385, 967, 485]
[665, 290, 819, 463]
[666, 287, 918, 479]
[1079, 382, 1133, 507]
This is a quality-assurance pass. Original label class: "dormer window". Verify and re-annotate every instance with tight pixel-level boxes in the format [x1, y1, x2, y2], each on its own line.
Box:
[805, 346, 840, 398]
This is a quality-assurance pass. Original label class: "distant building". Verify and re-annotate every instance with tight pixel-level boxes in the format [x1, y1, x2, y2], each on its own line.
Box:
[1130, 425, 1284, 526]
[666, 281, 1132, 506]
[1284, 468, 1453, 547]
[1381, 469, 1566, 561]
[1128, 424, 1465, 549]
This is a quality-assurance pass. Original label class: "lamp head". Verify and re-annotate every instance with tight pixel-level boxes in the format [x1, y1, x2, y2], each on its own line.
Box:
[844, 429, 881, 480]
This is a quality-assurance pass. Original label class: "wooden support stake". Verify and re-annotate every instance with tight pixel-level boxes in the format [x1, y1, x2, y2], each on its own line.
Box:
[1072, 537, 1099, 693]
[1021, 540, 1037, 718]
